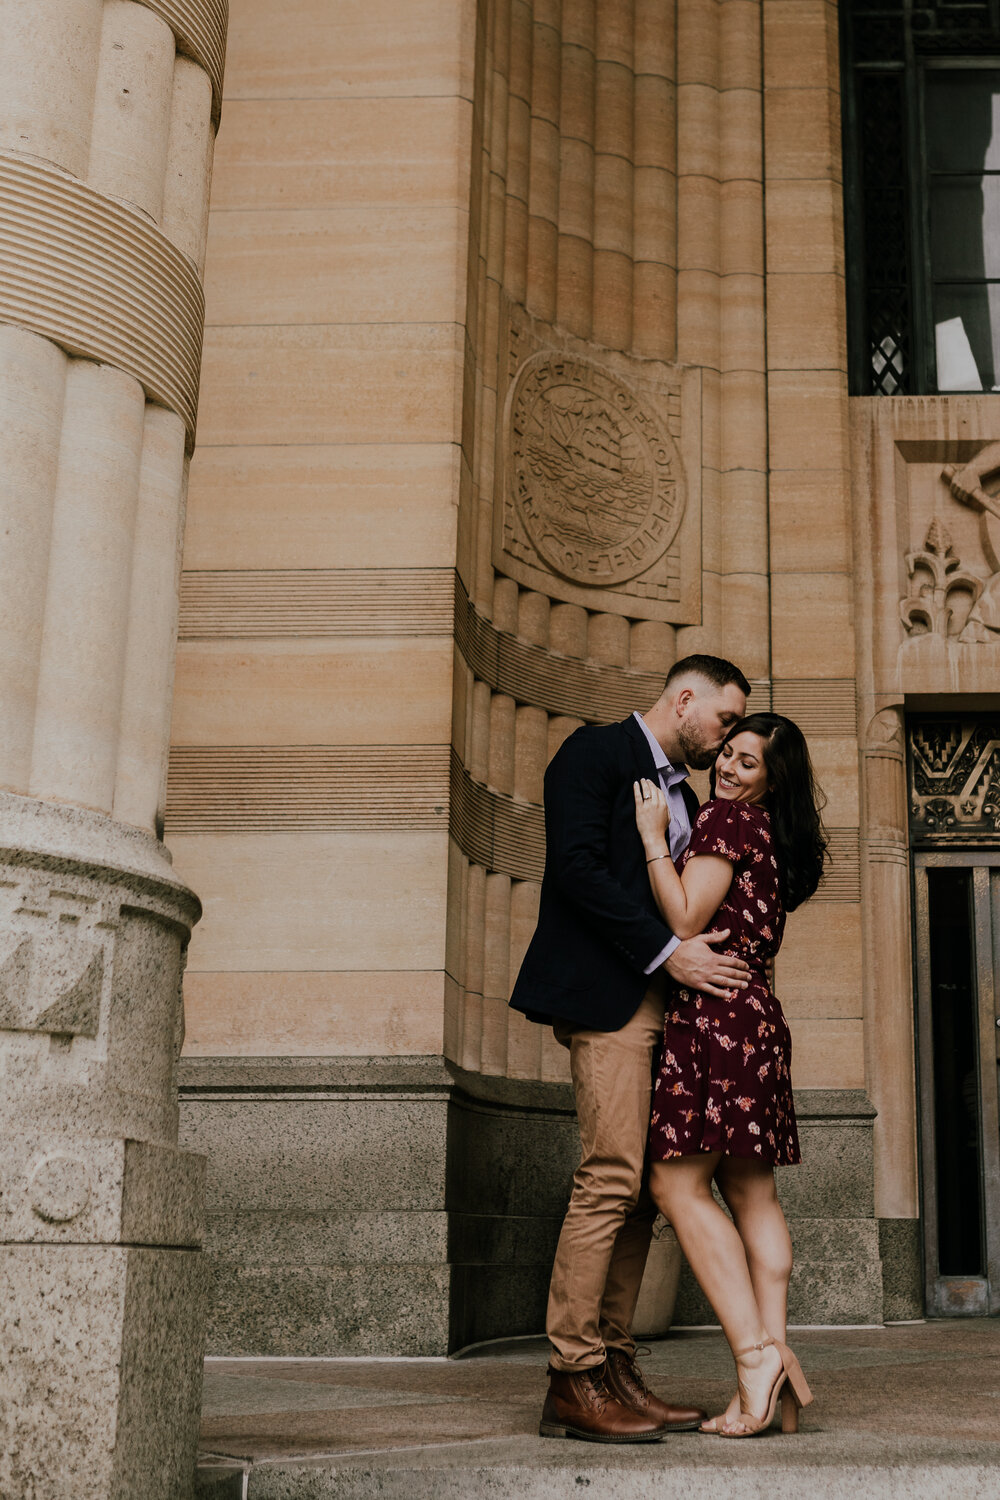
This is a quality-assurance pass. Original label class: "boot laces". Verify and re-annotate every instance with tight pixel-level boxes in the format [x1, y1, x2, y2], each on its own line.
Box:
[615, 1345, 652, 1401]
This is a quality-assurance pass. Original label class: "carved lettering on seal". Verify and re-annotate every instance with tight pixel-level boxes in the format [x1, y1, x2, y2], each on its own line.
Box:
[509, 354, 683, 588]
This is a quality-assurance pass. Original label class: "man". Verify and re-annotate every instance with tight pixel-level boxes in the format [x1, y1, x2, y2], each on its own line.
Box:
[510, 655, 752, 1443]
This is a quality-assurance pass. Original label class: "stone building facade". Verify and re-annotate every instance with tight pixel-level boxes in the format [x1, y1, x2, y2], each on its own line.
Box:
[5, 7, 1000, 1445]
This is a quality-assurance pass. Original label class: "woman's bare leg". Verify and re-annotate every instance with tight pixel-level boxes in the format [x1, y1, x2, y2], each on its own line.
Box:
[697, 1156, 794, 1429]
[716, 1156, 793, 1343]
[649, 1155, 782, 1426]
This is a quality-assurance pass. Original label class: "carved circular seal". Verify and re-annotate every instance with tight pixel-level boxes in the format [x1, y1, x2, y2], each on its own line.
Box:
[508, 353, 683, 587]
[28, 1151, 92, 1224]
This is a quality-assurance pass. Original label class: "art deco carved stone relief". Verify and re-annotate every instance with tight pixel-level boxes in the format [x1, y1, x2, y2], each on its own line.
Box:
[908, 715, 1000, 843]
[900, 446, 1000, 647]
[496, 307, 701, 622]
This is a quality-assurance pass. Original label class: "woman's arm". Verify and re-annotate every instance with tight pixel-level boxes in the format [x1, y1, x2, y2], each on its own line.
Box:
[633, 779, 734, 939]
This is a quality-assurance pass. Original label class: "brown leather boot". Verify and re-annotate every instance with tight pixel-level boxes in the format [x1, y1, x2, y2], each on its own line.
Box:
[539, 1362, 666, 1443]
[604, 1347, 707, 1432]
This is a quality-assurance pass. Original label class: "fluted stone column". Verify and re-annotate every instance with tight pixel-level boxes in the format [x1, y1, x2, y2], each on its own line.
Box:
[0, 2, 226, 1495]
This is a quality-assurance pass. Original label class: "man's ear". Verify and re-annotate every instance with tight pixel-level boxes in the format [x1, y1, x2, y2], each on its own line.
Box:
[675, 687, 694, 715]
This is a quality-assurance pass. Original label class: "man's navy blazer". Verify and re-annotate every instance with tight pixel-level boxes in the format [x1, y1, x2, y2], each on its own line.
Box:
[509, 714, 700, 1032]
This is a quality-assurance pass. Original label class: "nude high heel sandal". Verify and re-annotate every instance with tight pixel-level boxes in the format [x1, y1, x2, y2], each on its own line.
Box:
[718, 1336, 813, 1438]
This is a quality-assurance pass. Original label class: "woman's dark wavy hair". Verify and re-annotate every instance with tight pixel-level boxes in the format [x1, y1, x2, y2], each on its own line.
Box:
[710, 713, 828, 911]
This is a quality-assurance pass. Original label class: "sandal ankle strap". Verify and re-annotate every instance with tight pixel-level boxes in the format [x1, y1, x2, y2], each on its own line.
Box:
[733, 1336, 775, 1359]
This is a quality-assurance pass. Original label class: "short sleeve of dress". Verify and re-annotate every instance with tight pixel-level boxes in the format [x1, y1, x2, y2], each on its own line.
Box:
[685, 798, 755, 864]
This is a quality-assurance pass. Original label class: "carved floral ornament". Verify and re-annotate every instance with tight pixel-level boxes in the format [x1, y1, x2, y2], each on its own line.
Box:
[908, 716, 1000, 843]
[900, 447, 1000, 644]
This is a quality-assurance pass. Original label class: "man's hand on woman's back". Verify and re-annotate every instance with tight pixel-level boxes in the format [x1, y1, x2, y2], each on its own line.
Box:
[664, 929, 750, 999]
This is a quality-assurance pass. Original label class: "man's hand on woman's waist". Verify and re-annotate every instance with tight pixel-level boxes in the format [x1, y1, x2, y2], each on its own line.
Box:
[663, 929, 750, 1000]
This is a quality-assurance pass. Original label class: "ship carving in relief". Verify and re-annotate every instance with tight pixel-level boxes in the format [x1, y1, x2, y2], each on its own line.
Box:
[510, 353, 682, 588]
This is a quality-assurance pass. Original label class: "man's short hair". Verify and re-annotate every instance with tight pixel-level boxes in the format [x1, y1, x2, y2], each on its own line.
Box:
[664, 654, 751, 698]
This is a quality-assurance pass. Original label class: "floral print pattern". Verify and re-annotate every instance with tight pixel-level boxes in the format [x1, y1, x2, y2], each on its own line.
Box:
[648, 798, 801, 1166]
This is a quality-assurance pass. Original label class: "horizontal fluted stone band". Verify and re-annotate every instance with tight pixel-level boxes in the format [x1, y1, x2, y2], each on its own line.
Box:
[144, 0, 228, 122]
[0, 154, 205, 447]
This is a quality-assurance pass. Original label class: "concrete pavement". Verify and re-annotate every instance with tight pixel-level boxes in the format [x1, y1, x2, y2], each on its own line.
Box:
[195, 1321, 1000, 1498]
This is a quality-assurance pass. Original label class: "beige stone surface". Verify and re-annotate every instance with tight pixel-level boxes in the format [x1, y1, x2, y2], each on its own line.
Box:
[776, 902, 863, 1019]
[171, 639, 453, 746]
[764, 88, 841, 183]
[767, 369, 849, 472]
[769, 470, 852, 573]
[771, 573, 855, 678]
[762, 0, 840, 92]
[765, 178, 844, 275]
[183, 444, 461, 571]
[807, 738, 861, 826]
[182, 970, 445, 1056]
[767, 273, 847, 372]
[788, 1019, 865, 1089]
[210, 98, 471, 212]
[223, 0, 475, 100]
[197, 324, 464, 449]
[170, 832, 449, 973]
[203, 206, 468, 326]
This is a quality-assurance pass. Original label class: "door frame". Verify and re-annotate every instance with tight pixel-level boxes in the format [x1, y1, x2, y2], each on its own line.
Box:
[912, 851, 1000, 1315]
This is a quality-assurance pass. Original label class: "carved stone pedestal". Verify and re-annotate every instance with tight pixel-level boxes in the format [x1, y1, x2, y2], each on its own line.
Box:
[0, 793, 205, 1500]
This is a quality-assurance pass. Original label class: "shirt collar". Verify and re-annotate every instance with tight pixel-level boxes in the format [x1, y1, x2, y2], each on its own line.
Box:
[633, 712, 688, 786]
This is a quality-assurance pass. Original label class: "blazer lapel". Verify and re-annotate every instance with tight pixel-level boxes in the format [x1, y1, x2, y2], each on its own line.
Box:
[622, 712, 660, 781]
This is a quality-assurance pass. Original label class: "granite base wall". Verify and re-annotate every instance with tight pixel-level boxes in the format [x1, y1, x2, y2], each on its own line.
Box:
[179, 1062, 906, 1354]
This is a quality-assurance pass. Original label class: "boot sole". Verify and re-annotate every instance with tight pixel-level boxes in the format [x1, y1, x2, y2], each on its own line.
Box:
[538, 1422, 665, 1443]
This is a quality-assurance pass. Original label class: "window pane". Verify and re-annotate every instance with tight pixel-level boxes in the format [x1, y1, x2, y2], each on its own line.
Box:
[926, 72, 1000, 173]
[933, 284, 1000, 390]
[930, 176, 1000, 279]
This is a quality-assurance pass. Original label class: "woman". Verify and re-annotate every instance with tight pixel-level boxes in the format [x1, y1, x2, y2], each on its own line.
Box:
[633, 712, 827, 1438]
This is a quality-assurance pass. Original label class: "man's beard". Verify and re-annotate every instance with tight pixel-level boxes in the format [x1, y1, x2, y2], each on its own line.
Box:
[677, 719, 719, 770]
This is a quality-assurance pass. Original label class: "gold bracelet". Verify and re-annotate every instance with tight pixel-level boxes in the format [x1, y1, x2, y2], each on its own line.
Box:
[646, 852, 671, 865]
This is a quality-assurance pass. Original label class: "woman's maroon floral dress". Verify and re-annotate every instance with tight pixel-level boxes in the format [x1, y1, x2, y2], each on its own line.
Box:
[648, 798, 801, 1166]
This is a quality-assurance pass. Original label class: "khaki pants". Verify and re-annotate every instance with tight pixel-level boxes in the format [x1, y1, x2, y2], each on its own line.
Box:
[546, 984, 666, 1372]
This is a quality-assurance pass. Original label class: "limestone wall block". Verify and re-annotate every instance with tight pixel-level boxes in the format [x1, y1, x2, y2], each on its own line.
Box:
[635, 0, 674, 76]
[768, 469, 852, 573]
[547, 714, 584, 761]
[517, 589, 550, 645]
[677, 0, 719, 87]
[87, 0, 175, 222]
[0, 328, 67, 794]
[527, 213, 559, 321]
[587, 611, 630, 667]
[592, 247, 633, 348]
[632, 258, 676, 360]
[480, 871, 511, 1072]
[720, 89, 764, 180]
[557, 232, 595, 337]
[768, 272, 847, 372]
[548, 602, 589, 658]
[594, 60, 634, 156]
[767, 368, 849, 471]
[531, 9, 562, 125]
[676, 267, 720, 369]
[633, 73, 675, 171]
[721, 0, 763, 90]
[469, 679, 492, 783]
[764, 87, 841, 182]
[720, 274, 765, 373]
[677, 83, 719, 179]
[593, 152, 633, 254]
[762, 0, 840, 91]
[720, 178, 764, 275]
[161, 56, 216, 272]
[771, 573, 855, 678]
[721, 573, 770, 681]
[765, 178, 844, 275]
[514, 706, 548, 803]
[488, 694, 516, 794]
[558, 135, 595, 241]
[0, 0, 103, 177]
[30, 362, 146, 814]
[720, 469, 769, 576]
[633, 164, 675, 263]
[678, 174, 720, 271]
[113, 406, 187, 832]
[559, 27, 596, 144]
[628, 620, 674, 676]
